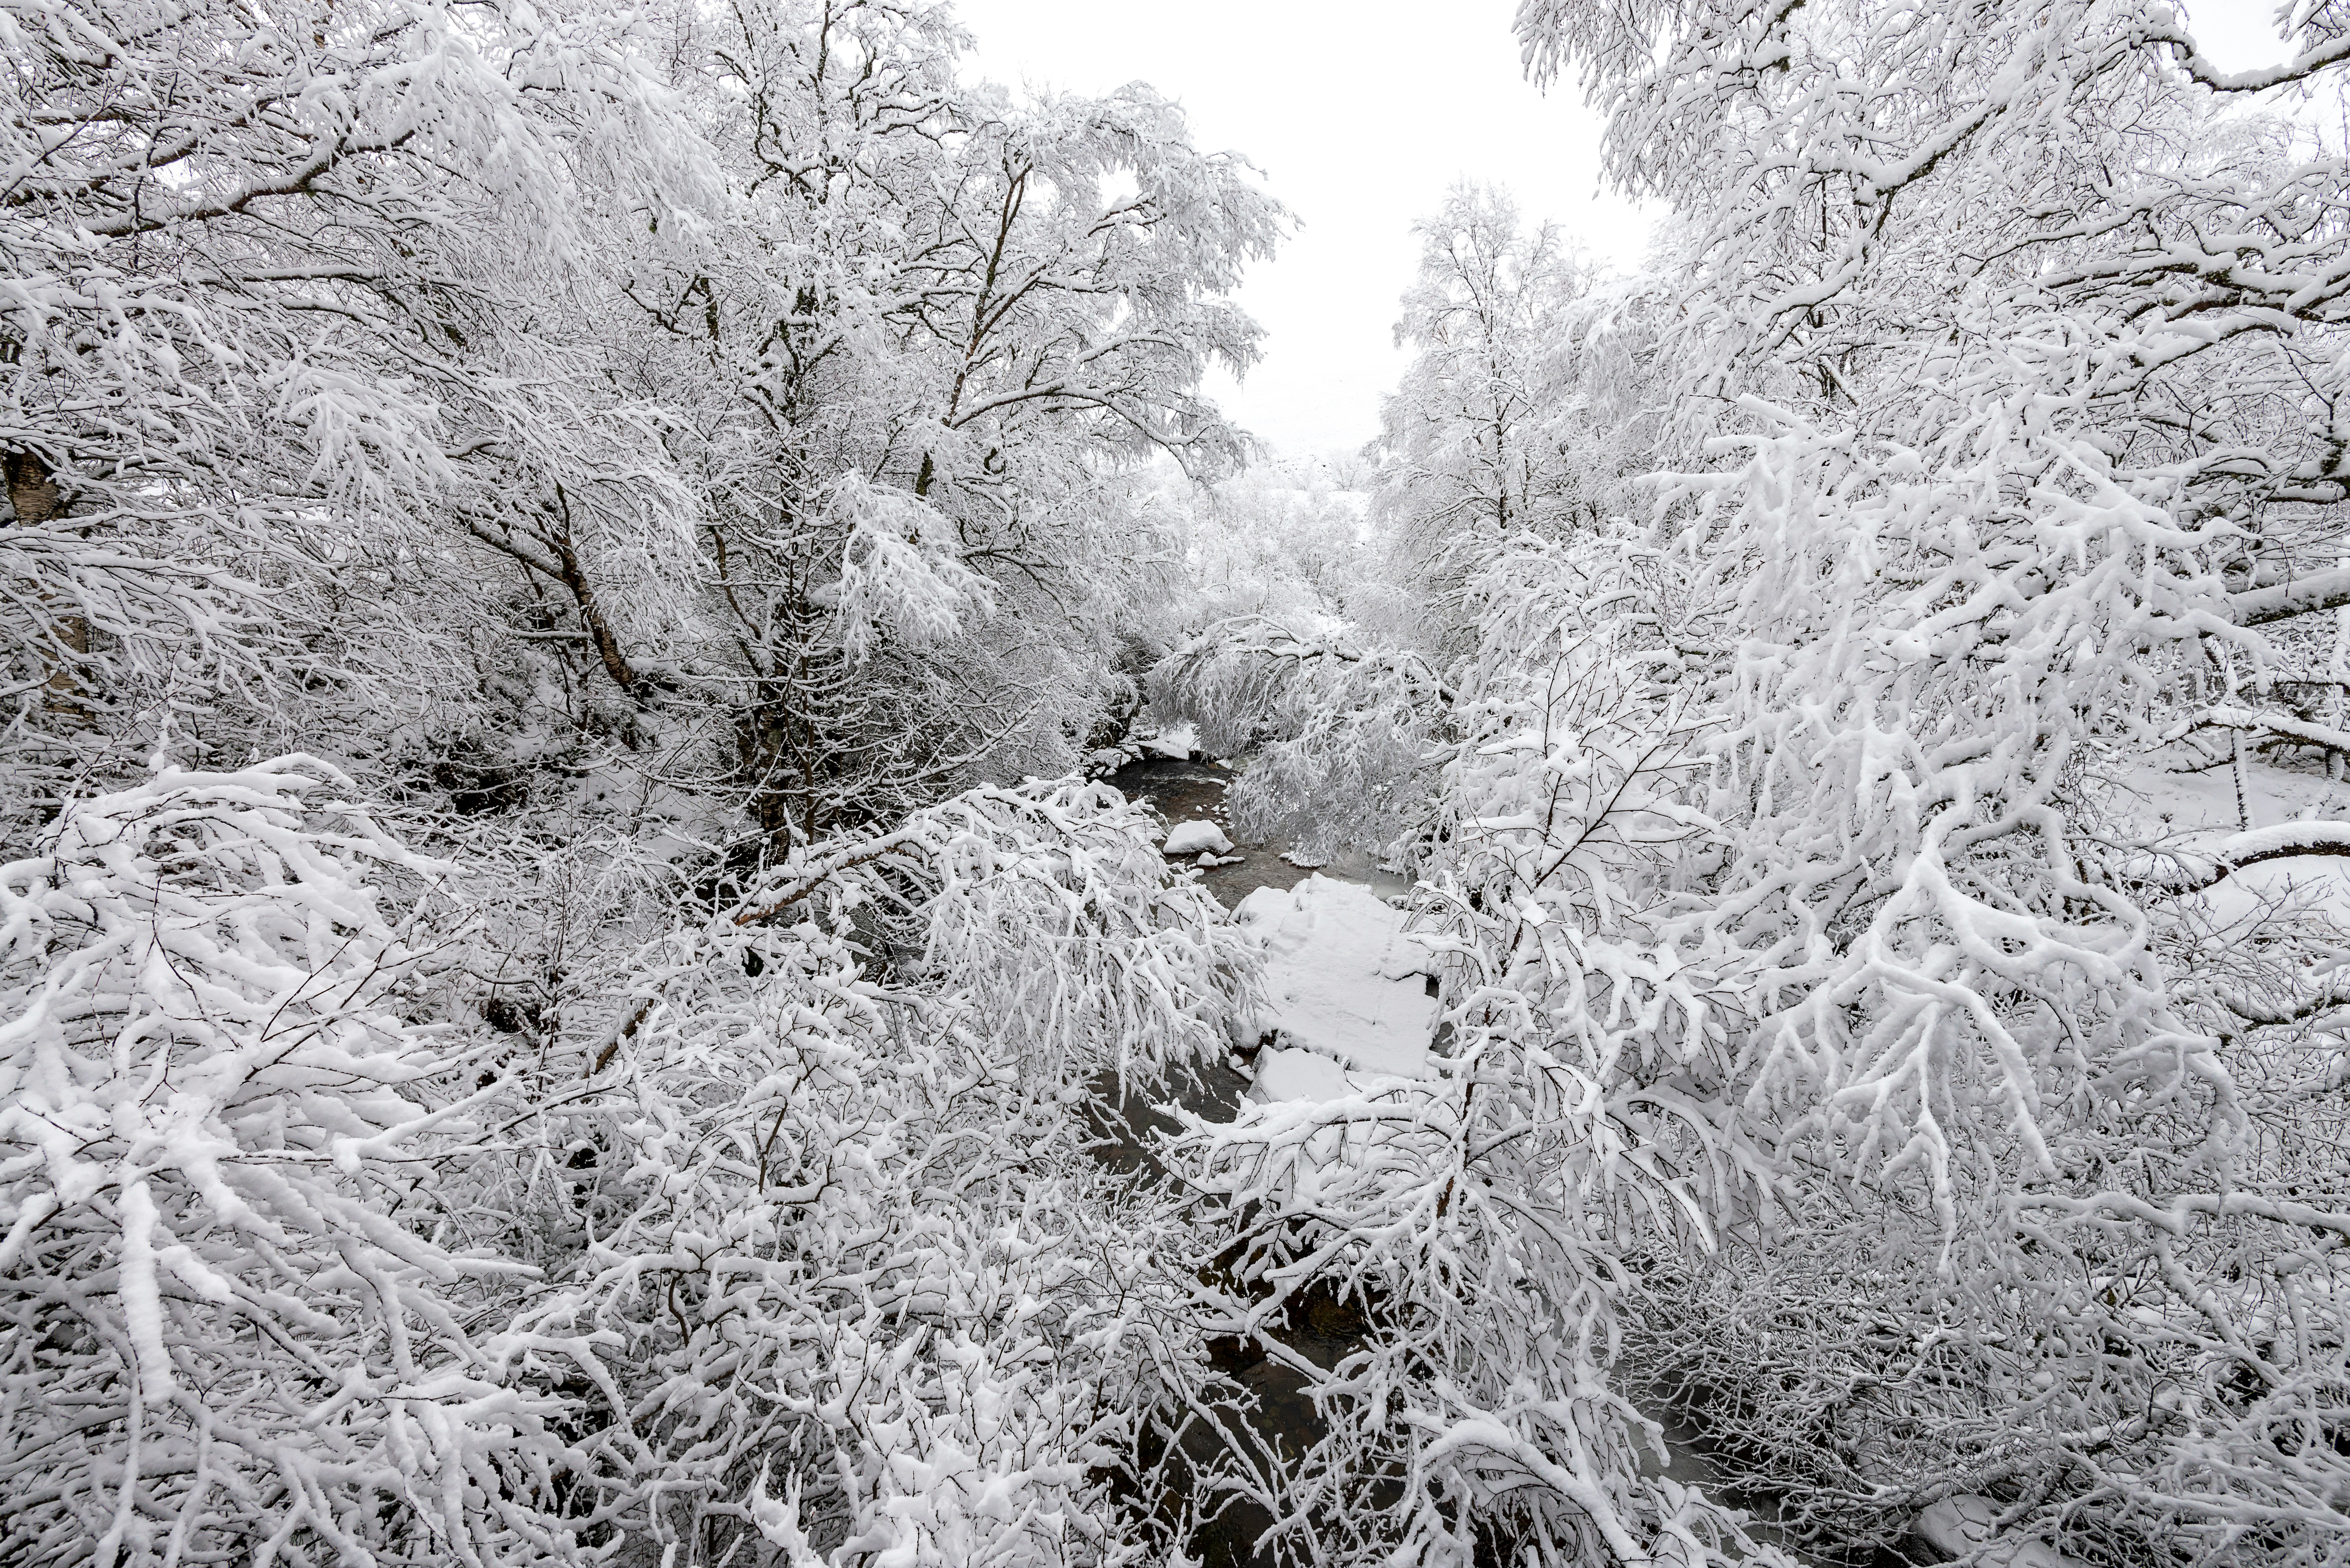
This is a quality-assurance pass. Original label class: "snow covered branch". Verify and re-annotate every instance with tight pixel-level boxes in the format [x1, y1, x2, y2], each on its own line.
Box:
[0, 759, 597, 1567]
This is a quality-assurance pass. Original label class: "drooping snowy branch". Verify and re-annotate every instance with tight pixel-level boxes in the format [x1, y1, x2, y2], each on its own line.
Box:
[0, 758, 600, 1567]
[1166, 535, 1782, 1568]
[1489, 0, 2350, 1556]
[504, 774, 1261, 1564]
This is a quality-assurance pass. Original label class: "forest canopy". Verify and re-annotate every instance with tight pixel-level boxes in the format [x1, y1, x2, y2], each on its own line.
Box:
[5, 2, 2350, 1567]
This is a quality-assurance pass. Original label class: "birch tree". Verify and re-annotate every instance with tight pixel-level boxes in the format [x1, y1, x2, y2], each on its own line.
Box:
[1369, 185, 1597, 644]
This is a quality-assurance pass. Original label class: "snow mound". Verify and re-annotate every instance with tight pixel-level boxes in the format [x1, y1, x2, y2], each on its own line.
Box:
[1914, 1497, 2088, 1568]
[1141, 722, 1198, 760]
[2197, 854, 2350, 930]
[1236, 874, 1437, 1083]
[1164, 819, 1234, 855]
[1252, 1047, 1354, 1104]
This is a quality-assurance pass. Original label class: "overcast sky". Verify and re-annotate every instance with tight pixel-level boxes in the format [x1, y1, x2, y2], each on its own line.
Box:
[953, 0, 2301, 459]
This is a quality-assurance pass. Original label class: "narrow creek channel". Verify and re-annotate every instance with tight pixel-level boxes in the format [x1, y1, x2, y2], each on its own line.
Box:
[1087, 755, 1376, 1568]
[1089, 757, 1840, 1568]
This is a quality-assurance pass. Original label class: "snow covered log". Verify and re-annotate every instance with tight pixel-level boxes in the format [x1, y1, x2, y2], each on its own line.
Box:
[2229, 566, 2350, 628]
[2150, 821, 2350, 892]
[2175, 704, 2350, 762]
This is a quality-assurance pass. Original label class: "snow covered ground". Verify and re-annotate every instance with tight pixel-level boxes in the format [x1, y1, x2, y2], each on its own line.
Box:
[2113, 747, 2350, 930]
[1914, 1497, 2088, 1568]
[2111, 746, 2350, 838]
[1232, 872, 1439, 1097]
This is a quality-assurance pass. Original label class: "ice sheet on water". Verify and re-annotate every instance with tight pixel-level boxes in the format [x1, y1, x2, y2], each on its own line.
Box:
[1236, 873, 1437, 1086]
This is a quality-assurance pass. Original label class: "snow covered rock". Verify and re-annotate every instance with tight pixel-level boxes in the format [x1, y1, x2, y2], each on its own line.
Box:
[1141, 722, 1198, 760]
[1164, 819, 1234, 855]
[1914, 1497, 2089, 1568]
[1251, 1047, 1355, 1104]
[1236, 873, 1437, 1082]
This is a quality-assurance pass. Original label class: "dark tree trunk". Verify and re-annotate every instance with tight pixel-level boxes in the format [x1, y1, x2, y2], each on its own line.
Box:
[4, 449, 92, 725]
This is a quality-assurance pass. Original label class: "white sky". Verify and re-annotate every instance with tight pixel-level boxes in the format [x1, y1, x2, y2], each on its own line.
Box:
[953, 0, 2303, 458]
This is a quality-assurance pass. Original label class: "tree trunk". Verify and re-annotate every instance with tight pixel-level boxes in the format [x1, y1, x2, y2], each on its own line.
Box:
[4, 450, 92, 726]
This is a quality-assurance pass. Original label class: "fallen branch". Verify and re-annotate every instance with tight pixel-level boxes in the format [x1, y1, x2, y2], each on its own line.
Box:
[2230, 565, 2350, 627]
[2155, 822, 2350, 894]
[2172, 704, 2350, 762]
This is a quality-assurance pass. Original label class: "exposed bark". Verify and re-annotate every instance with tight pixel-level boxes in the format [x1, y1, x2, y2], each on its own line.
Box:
[2229, 567, 2350, 627]
[4, 449, 92, 725]
[461, 487, 640, 693]
[3, 452, 60, 525]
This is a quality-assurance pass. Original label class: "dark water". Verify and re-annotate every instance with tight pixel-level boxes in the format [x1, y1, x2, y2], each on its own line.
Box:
[1086, 757, 1372, 1567]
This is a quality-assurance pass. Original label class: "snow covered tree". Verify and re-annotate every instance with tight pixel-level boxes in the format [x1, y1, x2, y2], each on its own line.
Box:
[1155, 3, 2350, 1561]
[1148, 191, 1679, 874]
[2, 6, 1292, 1566]
[429, 0, 1288, 853]
[1367, 185, 1603, 645]
[1171, 534, 1781, 1568]
[501, 777, 1262, 1566]
[1467, 0, 2350, 1559]
[0, 0, 705, 810]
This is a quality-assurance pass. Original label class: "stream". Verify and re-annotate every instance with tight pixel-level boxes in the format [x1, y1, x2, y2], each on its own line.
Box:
[1092, 757, 1894, 1568]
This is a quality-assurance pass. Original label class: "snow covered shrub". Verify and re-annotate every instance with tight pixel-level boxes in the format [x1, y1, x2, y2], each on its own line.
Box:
[0, 0, 703, 785]
[1637, 354, 2350, 1568]
[511, 778, 1260, 1567]
[1172, 536, 1784, 1568]
[0, 758, 594, 1568]
[4, 2, 1297, 1564]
